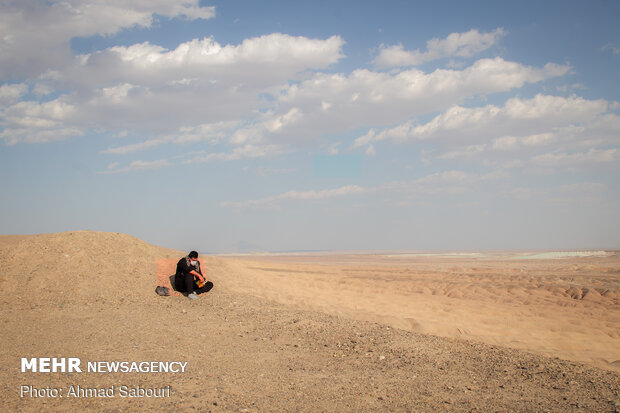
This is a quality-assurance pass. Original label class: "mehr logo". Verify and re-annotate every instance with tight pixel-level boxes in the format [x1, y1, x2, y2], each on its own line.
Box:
[21, 357, 188, 373]
[21, 358, 82, 373]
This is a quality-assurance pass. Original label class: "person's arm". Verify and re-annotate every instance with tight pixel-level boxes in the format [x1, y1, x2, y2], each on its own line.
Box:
[186, 259, 205, 281]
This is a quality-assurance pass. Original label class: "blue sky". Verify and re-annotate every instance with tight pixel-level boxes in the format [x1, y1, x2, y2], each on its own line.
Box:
[1, 0, 619, 252]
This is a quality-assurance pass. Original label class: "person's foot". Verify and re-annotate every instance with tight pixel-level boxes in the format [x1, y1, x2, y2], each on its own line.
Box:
[187, 293, 198, 300]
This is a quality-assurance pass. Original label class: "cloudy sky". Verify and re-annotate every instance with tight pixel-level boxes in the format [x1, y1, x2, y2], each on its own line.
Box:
[1, 0, 619, 253]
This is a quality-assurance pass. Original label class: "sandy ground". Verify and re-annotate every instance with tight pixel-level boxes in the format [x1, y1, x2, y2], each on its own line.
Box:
[223, 251, 620, 372]
[0, 231, 619, 412]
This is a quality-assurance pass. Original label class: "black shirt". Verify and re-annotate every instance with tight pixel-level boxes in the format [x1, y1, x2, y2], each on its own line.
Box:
[176, 256, 202, 279]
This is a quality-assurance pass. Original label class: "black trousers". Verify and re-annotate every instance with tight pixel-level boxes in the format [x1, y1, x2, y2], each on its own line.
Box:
[174, 273, 213, 295]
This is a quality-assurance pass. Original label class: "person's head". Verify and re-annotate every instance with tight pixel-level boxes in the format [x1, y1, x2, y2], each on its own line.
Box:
[188, 251, 198, 259]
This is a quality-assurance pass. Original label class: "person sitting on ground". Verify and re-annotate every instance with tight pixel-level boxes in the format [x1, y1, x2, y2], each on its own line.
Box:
[175, 251, 212, 300]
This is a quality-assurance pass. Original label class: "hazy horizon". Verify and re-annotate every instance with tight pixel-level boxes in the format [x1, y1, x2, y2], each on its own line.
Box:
[2, 229, 618, 256]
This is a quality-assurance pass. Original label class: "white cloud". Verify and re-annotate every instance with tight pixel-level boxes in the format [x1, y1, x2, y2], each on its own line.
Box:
[602, 44, 620, 55]
[0, 83, 28, 105]
[230, 108, 304, 145]
[102, 137, 172, 155]
[491, 133, 556, 151]
[579, 113, 620, 148]
[99, 159, 171, 174]
[254, 166, 297, 177]
[222, 170, 502, 210]
[437, 144, 487, 160]
[415, 114, 617, 171]
[280, 185, 368, 200]
[327, 143, 340, 155]
[1, 33, 342, 146]
[0, 96, 83, 144]
[0, 126, 84, 146]
[373, 28, 506, 68]
[531, 148, 618, 167]
[282, 59, 570, 145]
[100, 83, 135, 103]
[221, 184, 369, 209]
[2, 56, 575, 163]
[183, 144, 285, 164]
[491, 136, 517, 151]
[173, 121, 239, 144]
[15, 53, 562, 154]
[557, 83, 586, 93]
[383, 170, 480, 195]
[522, 133, 557, 147]
[59, 34, 344, 90]
[0, 0, 215, 80]
[102, 121, 238, 155]
[353, 94, 608, 148]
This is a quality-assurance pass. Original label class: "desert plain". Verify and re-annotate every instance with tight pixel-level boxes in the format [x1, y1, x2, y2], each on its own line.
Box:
[1, 231, 619, 412]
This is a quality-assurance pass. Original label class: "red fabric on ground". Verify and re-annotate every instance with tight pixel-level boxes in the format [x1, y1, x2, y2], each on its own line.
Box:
[156, 258, 183, 296]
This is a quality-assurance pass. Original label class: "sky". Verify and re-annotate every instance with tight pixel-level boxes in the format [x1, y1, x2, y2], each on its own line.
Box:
[0, 0, 619, 253]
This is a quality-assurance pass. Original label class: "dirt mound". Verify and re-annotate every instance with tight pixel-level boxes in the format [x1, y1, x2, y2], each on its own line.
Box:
[0, 231, 185, 303]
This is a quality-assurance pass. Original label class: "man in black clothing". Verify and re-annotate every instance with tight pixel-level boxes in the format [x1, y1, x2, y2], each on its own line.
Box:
[175, 251, 212, 300]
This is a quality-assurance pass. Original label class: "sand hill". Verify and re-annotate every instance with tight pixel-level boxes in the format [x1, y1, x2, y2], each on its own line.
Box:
[1, 231, 618, 412]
